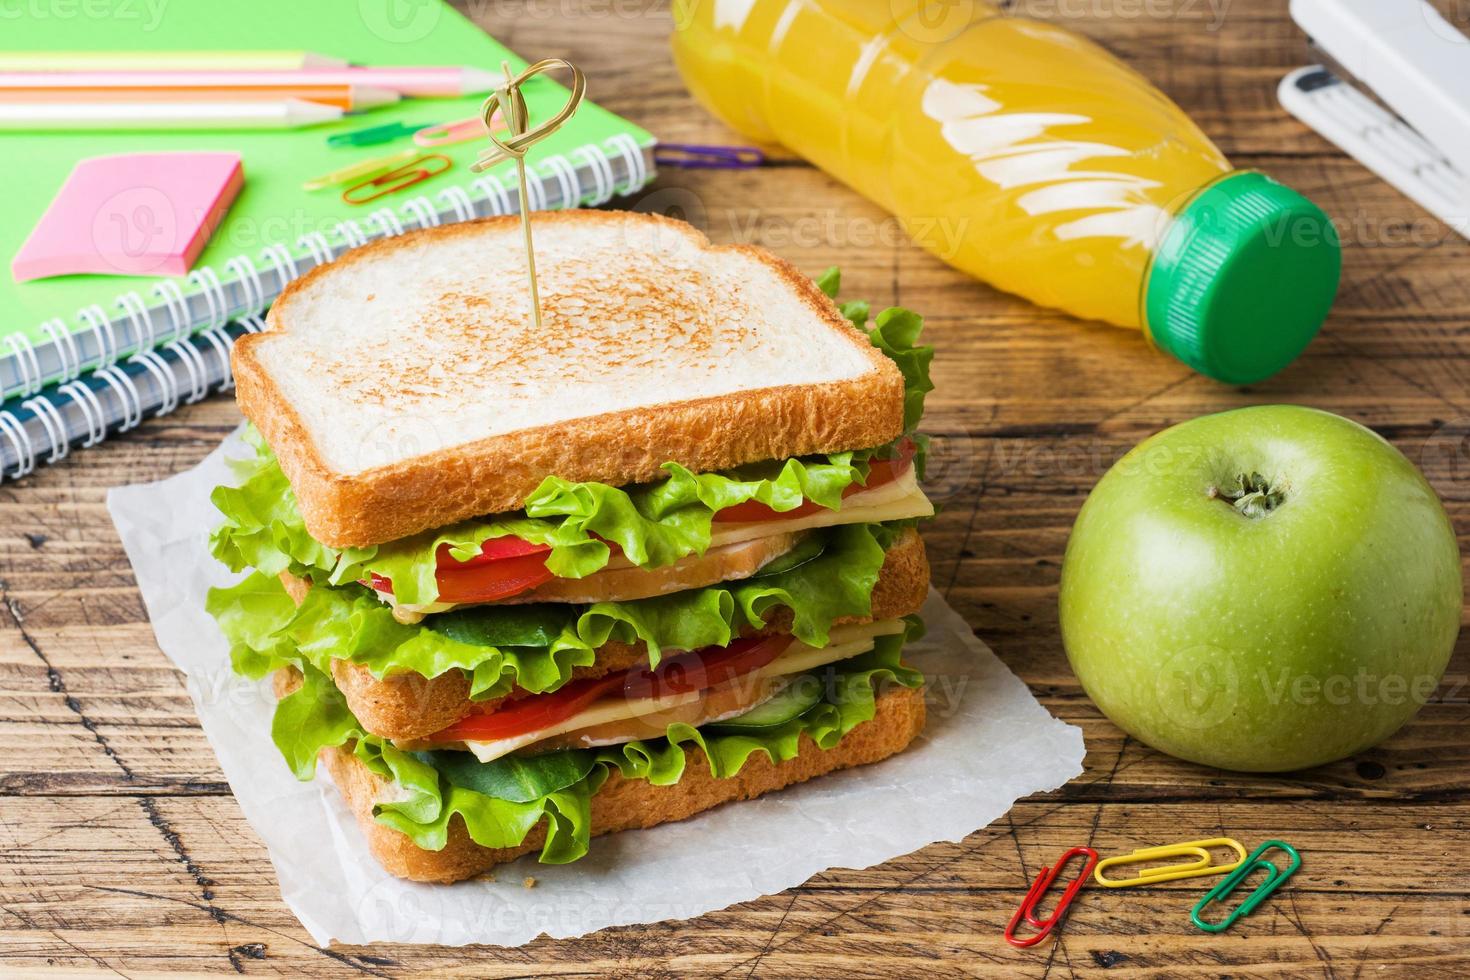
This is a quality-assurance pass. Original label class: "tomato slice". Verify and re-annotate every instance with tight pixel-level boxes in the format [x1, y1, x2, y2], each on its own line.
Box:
[623, 633, 793, 702]
[714, 439, 917, 524]
[431, 632, 795, 743]
[435, 672, 626, 743]
[433, 551, 556, 603]
[449, 536, 552, 568]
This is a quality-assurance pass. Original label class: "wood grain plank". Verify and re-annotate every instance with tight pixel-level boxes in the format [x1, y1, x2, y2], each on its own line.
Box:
[2, 0, 1469, 974]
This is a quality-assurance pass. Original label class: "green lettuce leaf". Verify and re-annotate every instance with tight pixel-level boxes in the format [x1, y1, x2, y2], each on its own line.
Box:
[334, 622, 924, 863]
[208, 523, 891, 702]
[209, 272, 933, 604]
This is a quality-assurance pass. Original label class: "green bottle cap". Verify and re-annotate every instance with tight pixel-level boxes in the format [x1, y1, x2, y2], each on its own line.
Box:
[1143, 171, 1341, 385]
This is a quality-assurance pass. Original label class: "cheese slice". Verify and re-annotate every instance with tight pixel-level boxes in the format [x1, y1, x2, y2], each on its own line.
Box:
[707, 467, 933, 549]
[387, 471, 933, 622]
[456, 619, 906, 763]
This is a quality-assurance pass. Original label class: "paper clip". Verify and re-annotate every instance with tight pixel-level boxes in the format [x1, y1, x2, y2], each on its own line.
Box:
[1093, 837, 1247, 888]
[1191, 840, 1302, 933]
[303, 149, 420, 192]
[1004, 846, 1098, 948]
[653, 143, 766, 170]
[414, 110, 504, 147]
[327, 121, 420, 147]
[341, 154, 453, 205]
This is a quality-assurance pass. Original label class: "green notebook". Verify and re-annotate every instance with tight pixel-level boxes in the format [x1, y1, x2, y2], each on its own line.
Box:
[0, 0, 655, 394]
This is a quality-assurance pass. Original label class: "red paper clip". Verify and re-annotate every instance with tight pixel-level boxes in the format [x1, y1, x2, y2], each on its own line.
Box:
[1004, 846, 1099, 948]
[341, 153, 452, 205]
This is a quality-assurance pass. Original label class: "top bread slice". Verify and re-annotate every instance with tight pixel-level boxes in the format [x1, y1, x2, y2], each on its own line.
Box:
[234, 211, 905, 549]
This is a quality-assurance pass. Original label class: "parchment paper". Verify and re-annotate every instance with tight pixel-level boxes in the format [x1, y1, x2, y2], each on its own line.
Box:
[107, 431, 1085, 947]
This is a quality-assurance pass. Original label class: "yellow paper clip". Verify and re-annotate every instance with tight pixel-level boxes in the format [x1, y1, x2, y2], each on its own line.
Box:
[1093, 837, 1247, 888]
[302, 149, 419, 192]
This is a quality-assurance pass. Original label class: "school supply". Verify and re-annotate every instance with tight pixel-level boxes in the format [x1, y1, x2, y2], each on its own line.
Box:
[1093, 838, 1247, 888]
[672, 0, 1342, 384]
[1191, 841, 1303, 933]
[0, 0, 655, 480]
[654, 143, 766, 169]
[0, 50, 348, 71]
[0, 66, 501, 99]
[303, 150, 420, 192]
[1, 82, 399, 112]
[1000, 836, 1303, 947]
[0, 99, 344, 131]
[1279, 0, 1470, 238]
[1004, 847, 1098, 948]
[13, 152, 243, 281]
[327, 122, 420, 147]
[340, 154, 452, 205]
[414, 116, 492, 147]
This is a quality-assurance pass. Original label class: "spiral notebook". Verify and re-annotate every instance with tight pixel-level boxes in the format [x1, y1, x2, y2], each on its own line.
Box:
[0, 0, 655, 479]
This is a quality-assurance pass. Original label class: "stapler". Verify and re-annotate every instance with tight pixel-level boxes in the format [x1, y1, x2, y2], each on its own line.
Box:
[1279, 0, 1470, 237]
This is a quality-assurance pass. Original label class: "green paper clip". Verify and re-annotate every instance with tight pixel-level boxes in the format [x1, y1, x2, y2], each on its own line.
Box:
[328, 122, 419, 147]
[1191, 840, 1301, 933]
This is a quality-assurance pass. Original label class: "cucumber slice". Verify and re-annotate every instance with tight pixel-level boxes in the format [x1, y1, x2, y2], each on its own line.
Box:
[751, 533, 827, 579]
[707, 675, 824, 731]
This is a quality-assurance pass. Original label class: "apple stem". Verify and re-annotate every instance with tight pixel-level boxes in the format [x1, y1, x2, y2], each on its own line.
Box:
[1210, 471, 1284, 519]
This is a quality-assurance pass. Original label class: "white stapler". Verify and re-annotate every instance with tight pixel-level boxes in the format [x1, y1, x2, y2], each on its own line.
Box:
[1280, 0, 1470, 237]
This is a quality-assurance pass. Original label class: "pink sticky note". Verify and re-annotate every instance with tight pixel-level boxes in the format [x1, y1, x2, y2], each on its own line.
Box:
[12, 152, 243, 281]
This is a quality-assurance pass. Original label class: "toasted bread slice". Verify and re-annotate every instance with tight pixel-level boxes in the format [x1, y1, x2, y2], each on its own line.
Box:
[234, 210, 905, 549]
[311, 528, 928, 741]
[322, 682, 926, 883]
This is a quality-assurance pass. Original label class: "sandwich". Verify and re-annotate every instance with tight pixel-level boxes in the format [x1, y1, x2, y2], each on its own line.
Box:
[206, 211, 936, 883]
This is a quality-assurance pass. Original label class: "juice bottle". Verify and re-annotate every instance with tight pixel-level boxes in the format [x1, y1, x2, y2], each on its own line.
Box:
[671, 0, 1342, 383]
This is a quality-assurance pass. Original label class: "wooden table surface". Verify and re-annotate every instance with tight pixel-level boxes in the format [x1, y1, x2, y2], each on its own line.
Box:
[5, 1, 1470, 976]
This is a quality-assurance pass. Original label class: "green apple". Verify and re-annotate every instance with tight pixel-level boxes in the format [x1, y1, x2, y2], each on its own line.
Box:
[1059, 405, 1461, 772]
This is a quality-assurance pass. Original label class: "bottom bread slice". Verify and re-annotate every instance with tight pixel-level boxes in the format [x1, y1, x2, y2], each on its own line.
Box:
[323, 683, 928, 883]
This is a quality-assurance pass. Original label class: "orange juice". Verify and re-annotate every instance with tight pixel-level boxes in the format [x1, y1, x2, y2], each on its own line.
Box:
[672, 0, 1341, 383]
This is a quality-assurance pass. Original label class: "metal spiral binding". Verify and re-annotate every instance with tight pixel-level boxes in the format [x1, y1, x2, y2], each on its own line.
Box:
[39, 318, 82, 383]
[130, 349, 180, 417]
[3, 334, 43, 400]
[573, 145, 616, 205]
[187, 266, 229, 331]
[196, 326, 236, 392]
[21, 394, 68, 464]
[366, 206, 405, 238]
[77, 303, 117, 369]
[260, 242, 299, 288]
[297, 231, 335, 268]
[117, 290, 158, 351]
[152, 279, 192, 344]
[95, 364, 143, 431]
[439, 184, 478, 222]
[522, 165, 550, 211]
[606, 133, 646, 191]
[224, 255, 269, 317]
[473, 175, 514, 215]
[541, 155, 580, 211]
[401, 196, 441, 229]
[336, 219, 369, 249]
[0, 410, 34, 477]
[166, 338, 210, 404]
[59, 380, 107, 447]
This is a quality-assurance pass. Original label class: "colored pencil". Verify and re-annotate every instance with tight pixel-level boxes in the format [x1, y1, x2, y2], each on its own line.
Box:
[0, 50, 348, 71]
[0, 66, 501, 98]
[2, 84, 399, 112]
[0, 98, 345, 130]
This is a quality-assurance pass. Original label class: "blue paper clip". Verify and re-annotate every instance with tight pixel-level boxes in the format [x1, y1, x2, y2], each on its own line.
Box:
[1191, 840, 1302, 933]
[328, 121, 420, 147]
